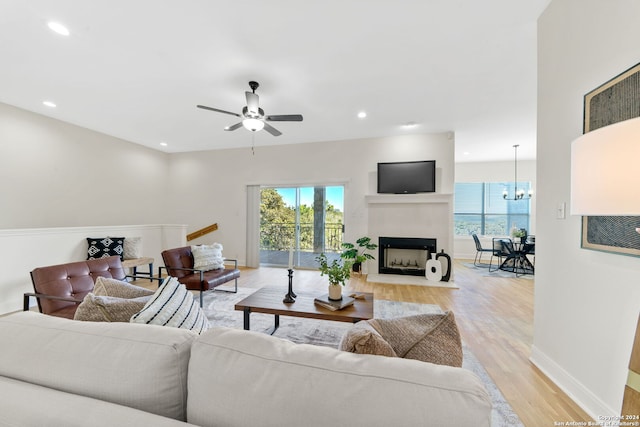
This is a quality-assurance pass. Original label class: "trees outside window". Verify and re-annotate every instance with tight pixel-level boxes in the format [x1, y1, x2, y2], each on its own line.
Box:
[260, 186, 344, 267]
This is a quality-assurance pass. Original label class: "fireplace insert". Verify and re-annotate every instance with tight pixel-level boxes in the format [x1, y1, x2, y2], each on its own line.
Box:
[378, 237, 437, 276]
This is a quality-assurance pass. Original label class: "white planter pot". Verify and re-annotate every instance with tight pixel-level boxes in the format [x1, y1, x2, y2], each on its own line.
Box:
[425, 253, 443, 282]
[328, 284, 343, 301]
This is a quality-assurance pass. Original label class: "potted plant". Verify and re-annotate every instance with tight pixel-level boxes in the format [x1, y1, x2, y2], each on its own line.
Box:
[316, 253, 353, 300]
[341, 236, 378, 273]
[513, 228, 527, 244]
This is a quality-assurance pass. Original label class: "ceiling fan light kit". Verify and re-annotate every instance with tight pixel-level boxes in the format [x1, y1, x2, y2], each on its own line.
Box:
[197, 81, 303, 137]
[242, 118, 264, 132]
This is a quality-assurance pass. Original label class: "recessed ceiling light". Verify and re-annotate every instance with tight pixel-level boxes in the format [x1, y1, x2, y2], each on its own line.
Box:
[357, 111, 367, 119]
[47, 21, 70, 36]
[160, 142, 168, 147]
[42, 101, 56, 108]
[463, 152, 470, 155]
[402, 121, 418, 128]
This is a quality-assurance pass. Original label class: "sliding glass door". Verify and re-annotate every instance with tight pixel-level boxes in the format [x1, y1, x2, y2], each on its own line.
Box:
[259, 185, 344, 268]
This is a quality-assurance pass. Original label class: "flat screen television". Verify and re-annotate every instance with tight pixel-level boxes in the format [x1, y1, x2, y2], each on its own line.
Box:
[377, 160, 436, 194]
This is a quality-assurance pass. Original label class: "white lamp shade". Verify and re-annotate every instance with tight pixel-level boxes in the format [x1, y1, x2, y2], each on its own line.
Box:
[242, 118, 264, 132]
[571, 116, 640, 215]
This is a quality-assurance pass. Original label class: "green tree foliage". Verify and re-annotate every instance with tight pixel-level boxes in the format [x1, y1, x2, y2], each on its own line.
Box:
[260, 189, 295, 250]
[260, 188, 344, 252]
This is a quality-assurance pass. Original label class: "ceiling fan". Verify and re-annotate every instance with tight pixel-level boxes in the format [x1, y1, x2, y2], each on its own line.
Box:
[197, 81, 303, 136]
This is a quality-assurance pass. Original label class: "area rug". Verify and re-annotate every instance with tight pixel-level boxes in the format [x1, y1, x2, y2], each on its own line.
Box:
[202, 288, 523, 427]
[462, 262, 534, 280]
[366, 273, 458, 288]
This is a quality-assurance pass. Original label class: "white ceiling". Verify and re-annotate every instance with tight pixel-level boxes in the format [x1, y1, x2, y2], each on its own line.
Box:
[0, 0, 550, 162]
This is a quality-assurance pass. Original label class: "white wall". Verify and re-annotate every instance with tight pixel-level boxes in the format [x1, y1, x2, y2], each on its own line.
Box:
[167, 133, 454, 266]
[0, 102, 454, 313]
[455, 159, 536, 183]
[454, 160, 536, 259]
[0, 102, 181, 315]
[0, 103, 170, 227]
[535, 0, 640, 417]
[0, 224, 186, 315]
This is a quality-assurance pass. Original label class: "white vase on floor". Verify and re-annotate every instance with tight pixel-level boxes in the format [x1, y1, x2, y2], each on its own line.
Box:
[328, 284, 343, 301]
[425, 253, 443, 282]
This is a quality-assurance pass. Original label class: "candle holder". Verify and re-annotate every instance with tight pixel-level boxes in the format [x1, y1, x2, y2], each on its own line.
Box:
[283, 268, 296, 303]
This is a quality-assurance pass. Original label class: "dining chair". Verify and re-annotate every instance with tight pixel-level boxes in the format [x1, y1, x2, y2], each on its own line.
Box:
[472, 233, 494, 267]
[494, 238, 521, 274]
[525, 235, 535, 265]
[489, 238, 509, 272]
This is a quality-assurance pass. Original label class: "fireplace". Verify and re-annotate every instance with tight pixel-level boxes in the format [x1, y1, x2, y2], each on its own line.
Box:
[378, 237, 437, 276]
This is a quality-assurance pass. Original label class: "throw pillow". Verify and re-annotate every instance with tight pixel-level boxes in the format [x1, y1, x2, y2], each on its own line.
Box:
[93, 276, 155, 299]
[339, 320, 398, 357]
[122, 236, 142, 259]
[369, 312, 463, 367]
[191, 243, 224, 271]
[74, 293, 152, 322]
[87, 237, 125, 260]
[130, 276, 210, 334]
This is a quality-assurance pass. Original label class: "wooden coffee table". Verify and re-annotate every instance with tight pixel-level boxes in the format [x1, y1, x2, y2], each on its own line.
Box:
[234, 287, 374, 334]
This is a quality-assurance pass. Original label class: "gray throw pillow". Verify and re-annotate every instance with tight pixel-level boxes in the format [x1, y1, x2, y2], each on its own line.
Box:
[74, 294, 151, 322]
[339, 321, 397, 357]
[370, 312, 463, 367]
[93, 276, 155, 299]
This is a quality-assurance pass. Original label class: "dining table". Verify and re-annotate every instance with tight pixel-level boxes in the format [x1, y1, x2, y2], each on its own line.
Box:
[498, 238, 535, 276]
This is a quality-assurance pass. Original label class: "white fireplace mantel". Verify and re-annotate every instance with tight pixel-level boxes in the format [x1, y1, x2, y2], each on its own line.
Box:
[365, 193, 453, 205]
[365, 193, 453, 274]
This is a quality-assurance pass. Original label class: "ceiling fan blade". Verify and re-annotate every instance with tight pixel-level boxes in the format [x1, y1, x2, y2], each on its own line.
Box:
[263, 122, 282, 136]
[266, 114, 303, 122]
[197, 105, 241, 117]
[245, 92, 259, 115]
[224, 122, 243, 131]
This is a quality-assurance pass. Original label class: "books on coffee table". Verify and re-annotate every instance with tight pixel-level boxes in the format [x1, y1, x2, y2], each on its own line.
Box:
[314, 294, 355, 311]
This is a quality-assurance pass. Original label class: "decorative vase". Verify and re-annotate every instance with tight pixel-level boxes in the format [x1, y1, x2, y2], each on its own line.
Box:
[328, 284, 342, 301]
[425, 253, 443, 282]
[352, 262, 362, 273]
[436, 250, 452, 282]
[510, 223, 518, 239]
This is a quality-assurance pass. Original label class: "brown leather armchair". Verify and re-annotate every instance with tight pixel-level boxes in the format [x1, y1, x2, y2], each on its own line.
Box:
[161, 246, 240, 307]
[26, 256, 127, 319]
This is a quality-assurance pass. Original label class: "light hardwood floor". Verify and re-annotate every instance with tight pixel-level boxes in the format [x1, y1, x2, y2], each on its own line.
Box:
[218, 259, 592, 427]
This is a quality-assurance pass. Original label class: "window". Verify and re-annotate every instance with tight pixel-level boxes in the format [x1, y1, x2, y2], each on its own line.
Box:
[259, 185, 344, 268]
[454, 182, 531, 236]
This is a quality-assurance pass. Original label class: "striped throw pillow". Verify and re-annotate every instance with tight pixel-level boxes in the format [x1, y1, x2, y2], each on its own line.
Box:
[130, 276, 209, 334]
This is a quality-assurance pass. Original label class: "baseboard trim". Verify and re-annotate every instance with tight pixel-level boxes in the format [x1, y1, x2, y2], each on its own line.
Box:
[530, 345, 616, 419]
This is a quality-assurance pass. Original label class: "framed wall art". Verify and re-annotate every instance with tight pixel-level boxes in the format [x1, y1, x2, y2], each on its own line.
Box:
[581, 61, 640, 256]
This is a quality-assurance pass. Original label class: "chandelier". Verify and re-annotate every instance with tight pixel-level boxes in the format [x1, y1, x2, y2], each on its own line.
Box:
[503, 144, 532, 200]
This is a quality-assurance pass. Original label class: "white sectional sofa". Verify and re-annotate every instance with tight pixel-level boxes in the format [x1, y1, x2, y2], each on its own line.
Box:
[0, 312, 492, 426]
